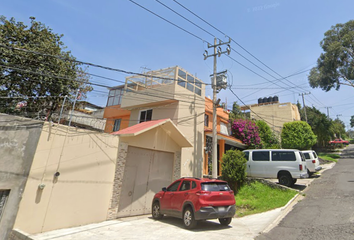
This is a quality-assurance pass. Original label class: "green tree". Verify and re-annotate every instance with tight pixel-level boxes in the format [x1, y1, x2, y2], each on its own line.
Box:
[255, 120, 280, 148]
[0, 16, 92, 118]
[299, 106, 332, 147]
[308, 20, 354, 91]
[229, 101, 244, 122]
[350, 116, 354, 128]
[330, 118, 347, 139]
[281, 121, 317, 150]
[221, 150, 247, 193]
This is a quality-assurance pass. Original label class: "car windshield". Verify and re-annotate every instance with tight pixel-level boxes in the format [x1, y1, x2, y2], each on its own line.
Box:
[201, 182, 230, 191]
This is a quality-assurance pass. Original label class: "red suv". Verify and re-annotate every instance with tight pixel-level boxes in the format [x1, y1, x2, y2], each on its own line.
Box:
[151, 177, 236, 229]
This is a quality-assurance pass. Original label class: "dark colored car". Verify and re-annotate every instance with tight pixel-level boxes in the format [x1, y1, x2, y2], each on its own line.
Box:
[151, 177, 236, 229]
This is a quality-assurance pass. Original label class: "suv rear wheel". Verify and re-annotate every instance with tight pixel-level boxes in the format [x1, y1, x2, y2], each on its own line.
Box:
[152, 201, 163, 219]
[219, 217, 232, 226]
[183, 207, 197, 229]
[278, 172, 294, 187]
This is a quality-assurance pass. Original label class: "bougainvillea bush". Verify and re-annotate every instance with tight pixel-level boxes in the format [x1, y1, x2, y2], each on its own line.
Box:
[231, 119, 261, 148]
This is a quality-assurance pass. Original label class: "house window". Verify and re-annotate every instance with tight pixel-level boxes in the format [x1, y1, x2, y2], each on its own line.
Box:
[220, 122, 229, 136]
[139, 109, 153, 123]
[107, 88, 123, 107]
[204, 114, 209, 127]
[113, 119, 121, 132]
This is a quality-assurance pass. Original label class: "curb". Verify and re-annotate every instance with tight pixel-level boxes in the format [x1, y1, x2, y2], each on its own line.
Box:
[261, 193, 303, 234]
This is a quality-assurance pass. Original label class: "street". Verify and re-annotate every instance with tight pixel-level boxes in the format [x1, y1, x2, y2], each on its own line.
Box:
[257, 145, 354, 240]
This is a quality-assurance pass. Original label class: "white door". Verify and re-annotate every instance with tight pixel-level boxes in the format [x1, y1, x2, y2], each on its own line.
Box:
[117, 147, 173, 217]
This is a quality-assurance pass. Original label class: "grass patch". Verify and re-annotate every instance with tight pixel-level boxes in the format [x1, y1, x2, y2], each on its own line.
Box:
[235, 181, 297, 217]
[318, 153, 340, 162]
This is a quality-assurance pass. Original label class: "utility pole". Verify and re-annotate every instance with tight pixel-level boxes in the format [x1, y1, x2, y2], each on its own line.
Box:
[203, 38, 231, 179]
[69, 89, 80, 127]
[299, 92, 310, 122]
[325, 106, 332, 119]
[58, 95, 68, 124]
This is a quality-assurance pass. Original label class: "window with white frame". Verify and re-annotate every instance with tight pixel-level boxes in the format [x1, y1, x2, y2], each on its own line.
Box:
[220, 122, 229, 135]
[107, 88, 123, 107]
[139, 109, 153, 123]
[113, 119, 121, 132]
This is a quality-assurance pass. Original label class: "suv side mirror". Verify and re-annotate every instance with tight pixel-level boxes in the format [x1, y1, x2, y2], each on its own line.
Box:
[162, 187, 167, 192]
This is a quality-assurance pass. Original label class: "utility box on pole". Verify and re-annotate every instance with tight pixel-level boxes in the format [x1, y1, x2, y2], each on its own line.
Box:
[203, 38, 231, 178]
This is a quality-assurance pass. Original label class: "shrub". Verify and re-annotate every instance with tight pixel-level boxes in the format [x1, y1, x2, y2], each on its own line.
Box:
[221, 150, 247, 193]
[231, 119, 261, 148]
[281, 121, 317, 150]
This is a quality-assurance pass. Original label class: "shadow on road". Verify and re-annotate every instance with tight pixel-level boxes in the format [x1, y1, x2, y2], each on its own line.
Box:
[148, 216, 231, 232]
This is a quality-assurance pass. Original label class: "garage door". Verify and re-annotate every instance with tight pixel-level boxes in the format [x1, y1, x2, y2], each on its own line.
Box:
[117, 147, 173, 217]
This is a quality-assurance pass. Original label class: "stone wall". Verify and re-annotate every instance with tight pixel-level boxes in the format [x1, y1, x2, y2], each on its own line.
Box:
[106, 142, 128, 220]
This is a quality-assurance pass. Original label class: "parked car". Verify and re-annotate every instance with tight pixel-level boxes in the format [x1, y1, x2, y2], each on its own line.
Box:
[329, 139, 349, 145]
[243, 149, 308, 187]
[301, 150, 322, 177]
[151, 177, 236, 229]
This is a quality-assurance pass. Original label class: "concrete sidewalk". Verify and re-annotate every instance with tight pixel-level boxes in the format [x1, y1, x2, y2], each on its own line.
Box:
[21, 207, 288, 240]
[15, 162, 336, 240]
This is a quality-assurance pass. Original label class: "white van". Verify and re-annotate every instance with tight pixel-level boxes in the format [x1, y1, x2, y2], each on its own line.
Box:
[301, 150, 322, 176]
[243, 149, 309, 187]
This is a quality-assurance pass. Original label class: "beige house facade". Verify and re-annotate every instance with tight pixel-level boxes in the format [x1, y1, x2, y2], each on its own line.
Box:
[243, 102, 301, 135]
[120, 66, 205, 178]
[9, 118, 191, 237]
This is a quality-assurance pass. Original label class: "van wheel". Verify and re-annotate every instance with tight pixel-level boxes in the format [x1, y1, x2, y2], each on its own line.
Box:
[293, 179, 297, 184]
[307, 169, 313, 177]
[279, 173, 294, 187]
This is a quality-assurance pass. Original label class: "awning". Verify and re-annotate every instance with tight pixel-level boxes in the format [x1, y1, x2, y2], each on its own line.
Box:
[205, 130, 246, 149]
[112, 118, 192, 148]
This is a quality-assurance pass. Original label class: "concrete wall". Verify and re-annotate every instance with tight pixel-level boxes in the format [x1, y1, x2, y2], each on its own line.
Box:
[0, 114, 43, 240]
[13, 122, 119, 234]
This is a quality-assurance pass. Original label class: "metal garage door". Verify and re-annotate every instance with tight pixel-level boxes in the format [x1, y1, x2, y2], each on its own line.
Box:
[117, 147, 173, 217]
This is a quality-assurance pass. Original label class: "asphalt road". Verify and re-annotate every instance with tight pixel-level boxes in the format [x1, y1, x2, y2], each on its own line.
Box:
[256, 145, 354, 240]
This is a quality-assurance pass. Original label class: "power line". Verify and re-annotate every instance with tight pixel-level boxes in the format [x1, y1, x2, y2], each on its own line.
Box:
[171, 0, 312, 92]
[0, 44, 211, 86]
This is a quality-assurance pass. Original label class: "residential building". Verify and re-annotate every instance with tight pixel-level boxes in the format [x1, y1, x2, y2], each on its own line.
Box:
[241, 99, 301, 135]
[204, 98, 246, 176]
[103, 85, 131, 133]
[119, 66, 205, 178]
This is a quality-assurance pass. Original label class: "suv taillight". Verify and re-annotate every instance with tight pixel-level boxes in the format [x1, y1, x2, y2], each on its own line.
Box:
[299, 165, 303, 171]
[312, 160, 316, 163]
[196, 190, 211, 195]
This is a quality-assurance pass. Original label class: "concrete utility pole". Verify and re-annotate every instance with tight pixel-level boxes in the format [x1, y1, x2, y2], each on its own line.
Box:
[203, 38, 231, 179]
[325, 106, 332, 119]
[299, 92, 310, 123]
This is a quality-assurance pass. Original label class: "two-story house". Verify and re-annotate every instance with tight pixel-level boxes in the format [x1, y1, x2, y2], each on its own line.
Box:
[204, 97, 246, 177]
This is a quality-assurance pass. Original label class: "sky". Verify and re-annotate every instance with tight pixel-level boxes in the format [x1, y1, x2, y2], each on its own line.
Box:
[2, 0, 354, 129]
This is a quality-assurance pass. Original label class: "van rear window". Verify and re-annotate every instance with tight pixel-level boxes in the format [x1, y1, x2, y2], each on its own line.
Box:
[252, 151, 270, 161]
[303, 153, 311, 159]
[272, 151, 296, 161]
